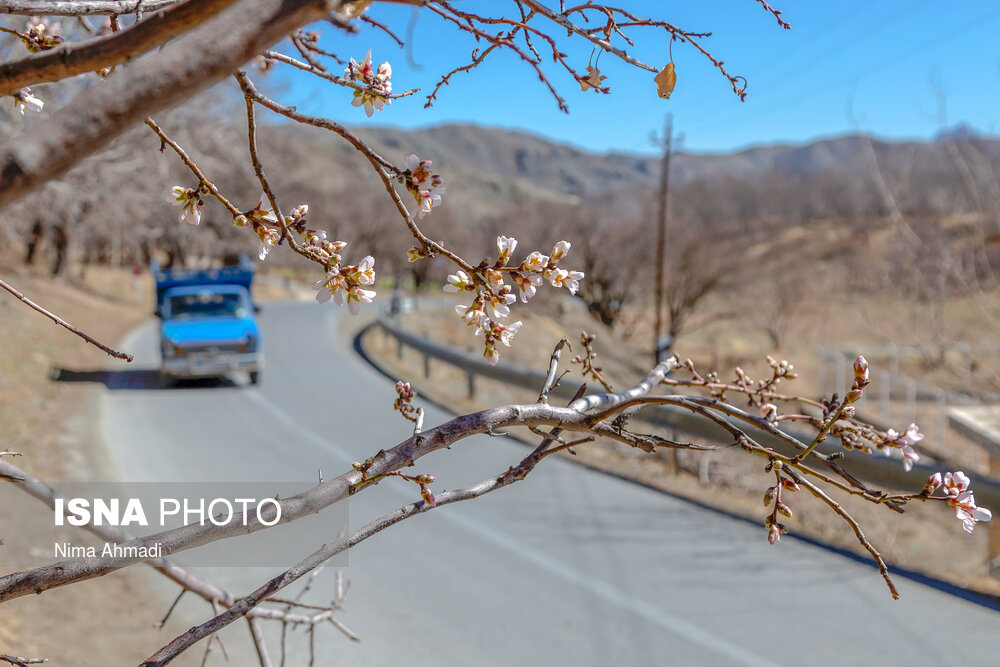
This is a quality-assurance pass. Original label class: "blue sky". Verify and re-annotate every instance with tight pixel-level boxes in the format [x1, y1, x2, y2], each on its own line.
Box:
[265, 1, 1000, 155]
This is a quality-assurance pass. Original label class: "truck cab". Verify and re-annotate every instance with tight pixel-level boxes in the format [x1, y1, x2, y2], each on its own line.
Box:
[153, 256, 263, 385]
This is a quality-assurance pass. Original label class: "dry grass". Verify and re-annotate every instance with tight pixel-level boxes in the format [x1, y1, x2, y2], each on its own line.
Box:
[0, 256, 302, 665]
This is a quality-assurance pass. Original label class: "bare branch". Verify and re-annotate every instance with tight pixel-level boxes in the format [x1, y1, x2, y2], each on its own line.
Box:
[0, 0, 335, 209]
[0, 276, 133, 361]
[246, 617, 274, 667]
[0, 0, 177, 15]
[0, 0, 239, 97]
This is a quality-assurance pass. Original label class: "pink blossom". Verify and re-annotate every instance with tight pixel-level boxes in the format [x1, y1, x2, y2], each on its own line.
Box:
[942, 471, 971, 497]
[924, 472, 943, 494]
[949, 491, 992, 533]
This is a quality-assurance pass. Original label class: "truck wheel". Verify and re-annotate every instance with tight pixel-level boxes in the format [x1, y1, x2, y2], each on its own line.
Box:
[250, 371, 260, 386]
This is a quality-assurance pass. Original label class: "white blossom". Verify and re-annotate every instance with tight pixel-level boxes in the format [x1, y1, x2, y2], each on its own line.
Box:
[12, 88, 43, 114]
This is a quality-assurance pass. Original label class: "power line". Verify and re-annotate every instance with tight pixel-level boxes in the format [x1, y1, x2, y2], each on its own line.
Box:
[680, 0, 929, 125]
[684, 4, 1000, 138]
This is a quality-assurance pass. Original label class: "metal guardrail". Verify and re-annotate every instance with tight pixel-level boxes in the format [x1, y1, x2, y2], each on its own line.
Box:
[374, 312, 1000, 571]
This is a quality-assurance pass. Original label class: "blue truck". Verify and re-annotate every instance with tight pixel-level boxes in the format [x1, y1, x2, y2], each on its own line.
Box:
[152, 256, 263, 386]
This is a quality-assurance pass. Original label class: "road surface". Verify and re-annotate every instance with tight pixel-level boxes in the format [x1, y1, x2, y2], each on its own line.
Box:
[98, 301, 1000, 666]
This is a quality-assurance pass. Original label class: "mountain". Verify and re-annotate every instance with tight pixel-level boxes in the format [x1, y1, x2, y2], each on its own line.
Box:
[266, 120, 1000, 221]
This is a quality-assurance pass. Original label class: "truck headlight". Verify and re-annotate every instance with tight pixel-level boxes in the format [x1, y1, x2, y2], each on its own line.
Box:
[244, 334, 257, 353]
[162, 339, 175, 357]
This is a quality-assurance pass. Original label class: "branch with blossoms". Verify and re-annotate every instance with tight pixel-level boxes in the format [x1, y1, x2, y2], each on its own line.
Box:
[1, 1, 791, 361]
[6, 1, 994, 663]
[0, 339, 991, 666]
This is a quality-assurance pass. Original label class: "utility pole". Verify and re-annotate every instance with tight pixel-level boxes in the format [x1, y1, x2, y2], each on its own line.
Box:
[653, 114, 673, 365]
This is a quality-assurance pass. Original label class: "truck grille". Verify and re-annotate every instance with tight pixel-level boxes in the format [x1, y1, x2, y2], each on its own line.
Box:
[176, 343, 245, 356]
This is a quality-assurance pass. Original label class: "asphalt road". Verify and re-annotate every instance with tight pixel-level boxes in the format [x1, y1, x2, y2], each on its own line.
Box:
[98, 301, 1000, 666]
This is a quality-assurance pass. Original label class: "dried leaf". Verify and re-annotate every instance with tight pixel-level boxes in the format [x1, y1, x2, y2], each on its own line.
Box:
[341, 0, 374, 18]
[654, 62, 676, 99]
[579, 65, 607, 92]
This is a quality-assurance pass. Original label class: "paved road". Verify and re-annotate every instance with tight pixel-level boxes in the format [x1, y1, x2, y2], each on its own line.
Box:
[99, 301, 1000, 666]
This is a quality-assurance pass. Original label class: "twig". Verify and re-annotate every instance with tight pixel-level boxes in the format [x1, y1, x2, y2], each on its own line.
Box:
[157, 590, 186, 629]
[538, 337, 569, 403]
[0, 276, 133, 361]
[145, 118, 241, 216]
[785, 468, 899, 599]
[0, 654, 47, 666]
[246, 617, 274, 667]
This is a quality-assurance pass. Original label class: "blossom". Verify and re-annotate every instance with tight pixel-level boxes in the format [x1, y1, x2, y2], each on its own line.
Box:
[169, 186, 202, 225]
[345, 286, 375, 315]
[443, 270, 473, 293]
[250, 192, 278, 225]
[12, 87, 43, 114]
[403, 154, 445, 221]
[949, 491, 992, 533]
[483, 342, 500, 366]
[523, 251, 549, 272]
[942, 471, 971, 497]
[496, 235, 517, 265]
[22, 19, 63, 52]
[937, 471, 992, 532]
[885, 423, 923, 470]
[485, 268, 504, 292]
[486, 291, 516, 319]
[346, 50, 392, 117]
[924, 472, 943, 494]
[492, 320, 522, 347]
[547, 268, 585, 295]
[408, 246, 430, 263]
[314, 270, 346, 304]
[455, 303, 488, 330]
[551, 240, 571, 262]
[255, 225, 279, 260]
[510, 271, 542, 303]
[351, 256, 376, 285]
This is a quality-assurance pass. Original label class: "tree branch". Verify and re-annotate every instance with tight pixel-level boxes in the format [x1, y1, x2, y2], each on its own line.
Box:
[0, 276, 133, 361]
[0, 0, 177, 15]
[0, 0, 239, 97]
[0, 359, 678, 601]
[0, 0, 336, 209]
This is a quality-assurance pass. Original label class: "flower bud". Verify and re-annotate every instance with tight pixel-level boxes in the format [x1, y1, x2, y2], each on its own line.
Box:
[780, 478, 799, 492]
[777, 503, 793, 518]
[763, 486, 776, 506]
[853, 355, 870, 385]
[767, 525, 781, 545]
[924, 472, 943, 494]
[420, 485, 437, 507]
[845, 389, 864, 403]
[415, 474, 435, 485]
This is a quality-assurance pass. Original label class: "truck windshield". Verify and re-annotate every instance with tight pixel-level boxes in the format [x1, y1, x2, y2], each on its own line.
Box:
[168, 292, 246, 319]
